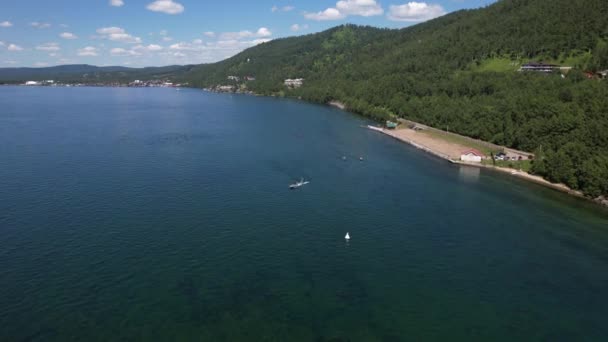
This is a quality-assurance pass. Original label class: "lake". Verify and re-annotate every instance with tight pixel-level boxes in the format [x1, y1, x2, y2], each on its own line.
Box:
[1, 86, 608, 341]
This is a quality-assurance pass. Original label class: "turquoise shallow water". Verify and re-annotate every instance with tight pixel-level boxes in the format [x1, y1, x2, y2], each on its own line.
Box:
[1, 86, 608, 341]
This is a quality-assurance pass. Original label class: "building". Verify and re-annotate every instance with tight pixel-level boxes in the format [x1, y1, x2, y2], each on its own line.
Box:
[519, 62, 559, 73]
[460, 149, 485, 163]
[24, 81, 40, 86]
[217, 85, 235, 92]
[284, 78, 304, 88]
[598, 70, 608, 79]
[227, 76, 240, 81]
[386, 121, 398, 129]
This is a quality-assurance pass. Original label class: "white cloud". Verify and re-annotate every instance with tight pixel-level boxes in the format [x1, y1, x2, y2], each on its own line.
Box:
[110, 47, 139, 56]
[337, 0, 383, 16]
[159, 29, 168, 36]
[135, 44, 163, 52]
[203, 31, 215, 38]
[162, 36, 173, 42]
[0, 41, 4, 46]
[192, 39, 203, 45]
[256, 27, 272, 37]
[145, 44, 163, 51]
[169, 42, 198, 51]
[146, 0, 184, 15]
[271, 5, 295, 12]
[290, 24, 309, 32]
[304, 8, 346, 21]
[0, 21, 12, 27]
[304, 0, 382, 21]
[387, 2, 446, 22]
[30, 22, 51, 29]
[78, 46, 99, 56]
[97, 27, 122, 35]
[8, 44, 23, 51]
[111, 44, 163, 57]
[220, 28, 272, 40]
[36, 42, 61, 52]
[60, 32, 78, 40]
[96, 27, 142, 44]
[110, 0, 124, 7]
[35, 62, 49, 67]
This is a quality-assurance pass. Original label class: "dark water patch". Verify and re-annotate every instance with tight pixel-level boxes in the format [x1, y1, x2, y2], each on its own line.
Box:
[1, 87, 608, 340]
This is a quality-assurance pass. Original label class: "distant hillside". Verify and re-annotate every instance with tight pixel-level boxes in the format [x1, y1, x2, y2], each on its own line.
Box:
[182, 0, 608, 199]
[0, 64, 190, 83]
[186, 0, 608, 89]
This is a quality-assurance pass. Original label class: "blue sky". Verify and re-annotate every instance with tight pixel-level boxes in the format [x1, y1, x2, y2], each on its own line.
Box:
[0, 0, 493, 68]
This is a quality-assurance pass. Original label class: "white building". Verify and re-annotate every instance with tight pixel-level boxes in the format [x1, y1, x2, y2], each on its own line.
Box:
[284, 78, 304, 88]
[24, 81, 40, 86]
[217, 85, 235, 92]
[460, 149, 485, 163]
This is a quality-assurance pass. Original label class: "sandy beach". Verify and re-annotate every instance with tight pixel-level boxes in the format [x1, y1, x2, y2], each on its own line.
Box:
[368, 125, 590, 201]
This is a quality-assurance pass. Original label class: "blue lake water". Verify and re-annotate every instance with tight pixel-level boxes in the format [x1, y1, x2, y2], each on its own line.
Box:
[1, 86, 608, 341]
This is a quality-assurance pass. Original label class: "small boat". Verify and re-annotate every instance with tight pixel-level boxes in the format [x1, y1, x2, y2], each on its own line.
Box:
[345, 232, 350, 240]
[289, 178, 310, 190]
[359, 156, 364, 161]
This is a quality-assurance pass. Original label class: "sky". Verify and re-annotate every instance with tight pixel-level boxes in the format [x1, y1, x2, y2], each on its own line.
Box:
[0, 0, 494, 68]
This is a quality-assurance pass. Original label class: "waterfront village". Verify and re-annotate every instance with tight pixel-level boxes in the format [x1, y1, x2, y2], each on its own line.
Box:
[18, 79, 186, 88]
[206, 75, 304, 93]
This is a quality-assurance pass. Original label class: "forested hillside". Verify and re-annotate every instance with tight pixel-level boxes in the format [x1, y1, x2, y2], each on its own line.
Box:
[183, 0, 608, 199]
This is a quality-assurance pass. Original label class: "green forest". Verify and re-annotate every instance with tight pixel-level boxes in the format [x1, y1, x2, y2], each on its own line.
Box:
[181, 0, 608, 199]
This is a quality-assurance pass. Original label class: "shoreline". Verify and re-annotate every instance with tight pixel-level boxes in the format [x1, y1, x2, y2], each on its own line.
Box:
[8, 85, 604, 207]
[367, 125, 607, 208]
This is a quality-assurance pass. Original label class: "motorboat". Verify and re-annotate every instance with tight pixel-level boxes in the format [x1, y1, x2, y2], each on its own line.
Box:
[289, 178, 310, 190]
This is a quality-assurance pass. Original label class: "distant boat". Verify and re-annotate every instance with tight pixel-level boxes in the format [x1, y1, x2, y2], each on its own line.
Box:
[289, 178, 310, 190]
[345, 232, 350, 240]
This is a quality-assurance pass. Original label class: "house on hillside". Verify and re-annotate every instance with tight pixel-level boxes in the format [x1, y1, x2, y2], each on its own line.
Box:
[598, 70, 608, 79]
[460, 149, 485, 163]
[519, 62, 559, 73]
[284, 78, 304, 88]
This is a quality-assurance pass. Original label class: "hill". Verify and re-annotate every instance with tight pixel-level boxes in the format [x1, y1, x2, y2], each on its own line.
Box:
[182, 0, 608, 199]
[0, 64, 190, 83]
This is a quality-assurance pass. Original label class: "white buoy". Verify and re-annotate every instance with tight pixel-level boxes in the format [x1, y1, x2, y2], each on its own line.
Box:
[345, 232, 350, 240]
